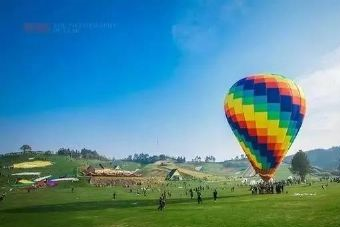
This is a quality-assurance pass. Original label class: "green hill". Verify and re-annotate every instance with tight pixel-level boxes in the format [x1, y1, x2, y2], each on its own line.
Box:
[285, 146, 340, 170]
[0, 153, 112, 187]
[2, 147, 338, 188]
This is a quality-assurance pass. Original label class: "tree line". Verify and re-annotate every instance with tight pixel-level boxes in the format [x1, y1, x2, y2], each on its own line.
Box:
[19, 144, 108, 161]
[18, 144, 340, 179]
[191, 155, 217, 163]
[56, 148, 108, 161]
[123, 153, 186, 164]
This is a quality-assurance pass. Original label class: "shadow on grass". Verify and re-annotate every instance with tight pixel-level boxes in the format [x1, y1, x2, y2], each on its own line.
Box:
[1, 194, 251, 214]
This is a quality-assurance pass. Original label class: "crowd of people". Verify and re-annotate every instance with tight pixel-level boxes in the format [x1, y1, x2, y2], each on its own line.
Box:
[329, 177, 340, 183]
[157, 187, 218, 210]
[90, 177, 148, 187]
[250, 181, 285, 194]
[89, 176, 162, 188]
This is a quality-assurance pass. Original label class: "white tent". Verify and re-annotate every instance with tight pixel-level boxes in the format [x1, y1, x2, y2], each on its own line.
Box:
[241, 178, 248, 184]
[34, 175, 51, 182]
[249, 180, 257, 186]
[195, 166, 203, 172]
[166, 169, 183, 181]
[12, 172, 41, 176]
[50, 177, 79, 182]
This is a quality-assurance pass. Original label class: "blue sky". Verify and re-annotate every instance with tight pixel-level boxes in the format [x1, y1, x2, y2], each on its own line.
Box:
[1, 0, 340, 160]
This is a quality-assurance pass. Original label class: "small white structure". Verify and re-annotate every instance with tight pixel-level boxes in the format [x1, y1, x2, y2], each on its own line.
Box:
[249, 180, 257, 186]
[241, 178, 248, 184]
[195, 166, 203, 172]
[12, 172, 41, 176]
[50, 177, 79, 182]
[166, 169, 183, 181]
[241, 164, 256, 178]
[34, 175, 51, 182]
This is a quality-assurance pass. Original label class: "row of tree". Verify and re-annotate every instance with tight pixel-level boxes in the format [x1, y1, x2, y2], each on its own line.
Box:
[191, 155, 217, 163]
[123, 153, 186, 164]
[19, 145, 108, 161]
[56, 148, 108, 160]
[229, 154, 247, 161]
[18, 145, 248, 164]
[18, 144, 340, 179]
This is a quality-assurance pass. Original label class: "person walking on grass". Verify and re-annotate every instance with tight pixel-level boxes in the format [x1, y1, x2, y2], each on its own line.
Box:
[158, 196, 165, 211]
[213, 189, 218, 202]
[0, 192, 6, 202]
[189, 188, 194, 199]
[197, 191, 202, 204]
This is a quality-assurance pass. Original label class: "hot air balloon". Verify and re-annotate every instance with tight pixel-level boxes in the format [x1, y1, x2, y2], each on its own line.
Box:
[224, 74, 306, 181]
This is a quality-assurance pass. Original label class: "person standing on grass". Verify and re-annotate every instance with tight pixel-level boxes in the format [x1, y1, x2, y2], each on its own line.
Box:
[197, 191, 202, 204]
[158, 196, 163, 211]
[0, 192, 6, 202]
[158, 196, 165, 211]
[113, 192, 116, 200]
[71, 187, 74, 193]
[189, 188, 194, 199]
[213, 189, 218, 201]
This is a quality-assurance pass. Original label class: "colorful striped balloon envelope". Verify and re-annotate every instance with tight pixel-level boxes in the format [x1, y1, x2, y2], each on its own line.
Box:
[224, 74, 306, 181]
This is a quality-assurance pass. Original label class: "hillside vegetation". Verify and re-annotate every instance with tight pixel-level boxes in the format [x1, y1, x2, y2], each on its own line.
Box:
[1, 153, 302, 186]
[285, 146, 340, 170]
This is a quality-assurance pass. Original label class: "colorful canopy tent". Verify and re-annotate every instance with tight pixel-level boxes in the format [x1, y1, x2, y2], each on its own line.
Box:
[47, 180, 58, 187]
[12, 179, 35, 187]
[17, 179, 34, 185]
[12, 172, 41, 176]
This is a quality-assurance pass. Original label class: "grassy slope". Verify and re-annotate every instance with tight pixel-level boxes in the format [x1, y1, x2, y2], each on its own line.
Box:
[178, 162, 294, 180]
[0, 154, 111, 187]
[0, 154, 309, 186]
[0, 181, 339, 227]
[112, 160, 143, 171]
[177, 162, 234, 176]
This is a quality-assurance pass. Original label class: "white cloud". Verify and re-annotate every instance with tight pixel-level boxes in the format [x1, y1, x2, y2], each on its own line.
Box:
[172, 24, 218, 53]
[172, 0, 246, 53]
[292, 46, 340, 152]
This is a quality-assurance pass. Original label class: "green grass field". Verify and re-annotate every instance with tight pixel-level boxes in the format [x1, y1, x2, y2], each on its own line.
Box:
[1, 154, 339, 227]
[1, 181, 340, 227]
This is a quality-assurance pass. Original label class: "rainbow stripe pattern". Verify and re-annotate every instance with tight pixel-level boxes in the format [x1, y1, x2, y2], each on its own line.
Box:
[224, 74, 306, 181]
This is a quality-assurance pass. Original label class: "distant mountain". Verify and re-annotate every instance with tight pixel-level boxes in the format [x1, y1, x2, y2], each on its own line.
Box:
[285, 146, 340, 170]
